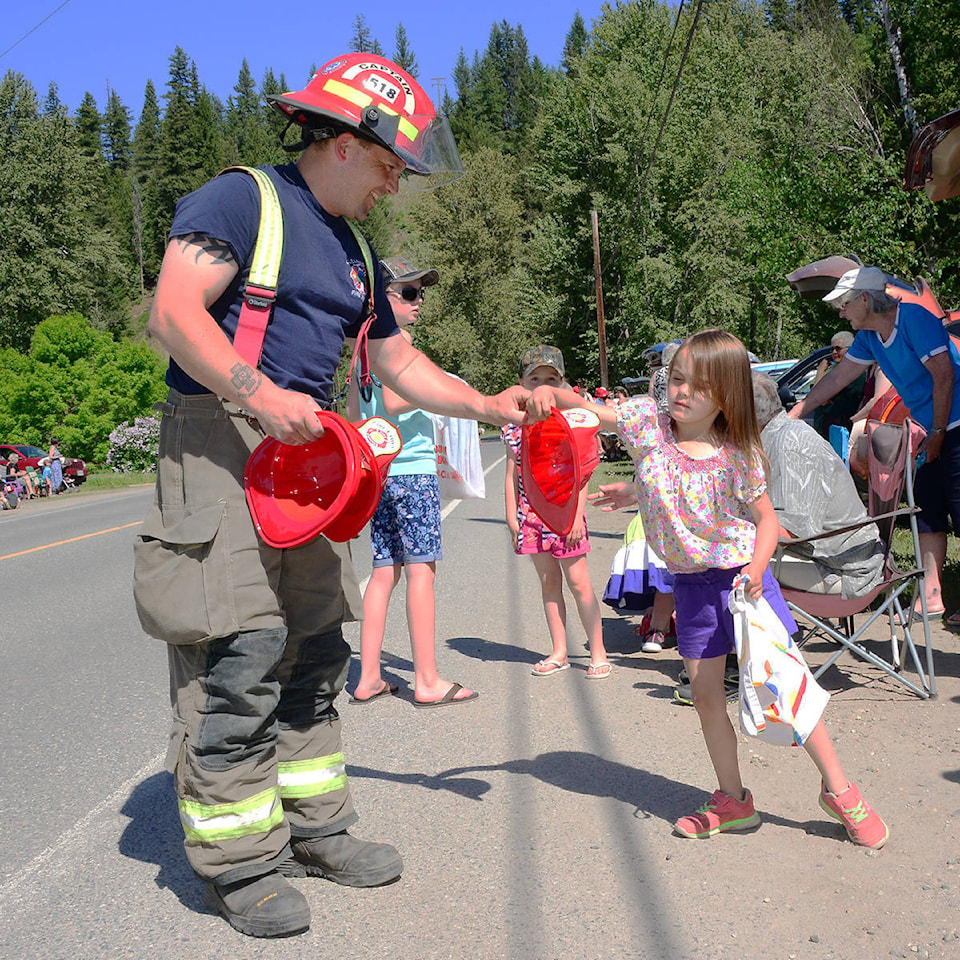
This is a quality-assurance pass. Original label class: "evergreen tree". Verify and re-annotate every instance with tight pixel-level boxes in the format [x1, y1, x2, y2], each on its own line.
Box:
[131, 79, 162, 289]
[448, 22, 547, 154]
[43, 82, 62, 117]
[154, 48, 211, 269]
[350, 14, 376, 53]
[102, 89, 132, 171]
[561, 12, 589, 74]
[102, 127, 136, 306]
[225, 60, 264, 164]
[0, 73, 130, 348]
[75, 92, 102, 160]
[260, 67, 293, 163]
[393, 22, 419, 77]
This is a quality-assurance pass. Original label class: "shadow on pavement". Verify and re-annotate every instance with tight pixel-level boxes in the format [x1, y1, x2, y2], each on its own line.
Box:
[118, 772, 208, 914]
[348, 749, 838, 840]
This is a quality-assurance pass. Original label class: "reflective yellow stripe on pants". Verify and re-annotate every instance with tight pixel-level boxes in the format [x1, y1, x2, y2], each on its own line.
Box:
[277, 752, 348, 800]
[179, 786, 284, 844]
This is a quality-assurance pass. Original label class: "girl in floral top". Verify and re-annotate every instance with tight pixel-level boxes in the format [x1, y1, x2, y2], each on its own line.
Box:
[529, 329, 888, 848]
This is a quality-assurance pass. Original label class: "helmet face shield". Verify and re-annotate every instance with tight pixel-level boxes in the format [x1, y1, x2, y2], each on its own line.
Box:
[267, 53, 464, 188]
[384, 113, 464, 188]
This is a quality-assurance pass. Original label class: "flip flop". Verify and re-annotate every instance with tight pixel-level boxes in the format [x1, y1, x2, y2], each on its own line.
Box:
[531, 659, 571, 677]
[348, 681, 398, 704]
[946, 611, 960, 628]
[586, 662, 612, 680]
[413, 682, 479, 708]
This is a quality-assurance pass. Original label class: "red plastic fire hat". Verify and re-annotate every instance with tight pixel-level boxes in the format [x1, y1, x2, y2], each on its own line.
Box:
[521, 407, 601, 536]
[245, 411, 401, 548]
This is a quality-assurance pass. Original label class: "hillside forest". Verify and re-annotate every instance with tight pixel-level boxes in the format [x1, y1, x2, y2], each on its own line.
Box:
[1, 0, 958, 462]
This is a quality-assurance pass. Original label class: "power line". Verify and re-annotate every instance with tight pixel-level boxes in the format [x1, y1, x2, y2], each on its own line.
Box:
[0, 0, 74, 63]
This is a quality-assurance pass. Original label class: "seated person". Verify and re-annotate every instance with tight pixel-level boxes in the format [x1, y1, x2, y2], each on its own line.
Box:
[812, 331, 871, 440]
[6, 452, 35, 499]
[753, 373, 884, 597]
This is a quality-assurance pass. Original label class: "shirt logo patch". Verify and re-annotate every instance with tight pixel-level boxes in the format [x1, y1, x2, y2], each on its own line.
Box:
[349, 262, 368, 301]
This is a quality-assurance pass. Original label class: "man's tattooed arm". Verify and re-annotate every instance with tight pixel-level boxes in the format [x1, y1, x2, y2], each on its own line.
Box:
[230, 362, 263, 401]
[174, 232, 237, 267]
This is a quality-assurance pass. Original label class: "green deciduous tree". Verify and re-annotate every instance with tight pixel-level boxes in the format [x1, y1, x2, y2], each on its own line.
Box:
[408, 146, 544, 392]
[0, 313, 167, 462]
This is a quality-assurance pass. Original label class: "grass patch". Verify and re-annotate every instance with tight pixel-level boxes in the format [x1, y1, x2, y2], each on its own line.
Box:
[81, 470, 156, 490]
[589, 457, 634, 493]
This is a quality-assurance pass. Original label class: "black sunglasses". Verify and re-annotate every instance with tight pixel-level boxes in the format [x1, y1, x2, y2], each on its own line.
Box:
[392, 285, 426, 302]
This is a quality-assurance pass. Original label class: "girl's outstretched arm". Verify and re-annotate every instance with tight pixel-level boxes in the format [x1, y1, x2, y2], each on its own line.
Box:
[742, 492, 780, 599]
[526, 385, 619, 429]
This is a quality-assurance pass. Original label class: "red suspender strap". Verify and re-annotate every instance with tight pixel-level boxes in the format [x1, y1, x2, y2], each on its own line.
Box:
[217, 166, 284, 368]
[233, 285, 276, 367]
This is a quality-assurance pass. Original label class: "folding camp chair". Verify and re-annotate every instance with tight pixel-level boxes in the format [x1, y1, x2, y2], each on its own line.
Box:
[774, 419, 936, 699]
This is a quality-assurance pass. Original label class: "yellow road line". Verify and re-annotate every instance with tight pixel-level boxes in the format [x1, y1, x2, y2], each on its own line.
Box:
[0, 521, 141, 561]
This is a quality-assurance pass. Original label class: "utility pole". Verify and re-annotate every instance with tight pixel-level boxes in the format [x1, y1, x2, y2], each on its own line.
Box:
[591, 210, 609, 389]
[431, 77, 446, 107]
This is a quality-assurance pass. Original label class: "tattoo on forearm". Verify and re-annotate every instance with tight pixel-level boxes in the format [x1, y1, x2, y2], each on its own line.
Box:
[230, 363, 262, 399]
[176, 233, 236, 266]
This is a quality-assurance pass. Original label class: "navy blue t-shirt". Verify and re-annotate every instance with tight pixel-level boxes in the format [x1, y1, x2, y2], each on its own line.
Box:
[165, 163, 398, 400]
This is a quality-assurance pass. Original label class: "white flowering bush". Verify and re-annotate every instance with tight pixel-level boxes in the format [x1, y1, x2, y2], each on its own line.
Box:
[107, 415, 161, 473]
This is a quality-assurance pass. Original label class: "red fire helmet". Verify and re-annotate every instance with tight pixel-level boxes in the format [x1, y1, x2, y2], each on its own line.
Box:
[267, 53, 463, 186]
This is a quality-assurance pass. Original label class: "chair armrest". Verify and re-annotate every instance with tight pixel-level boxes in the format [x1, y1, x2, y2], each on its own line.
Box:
[775, 507, 913, 550]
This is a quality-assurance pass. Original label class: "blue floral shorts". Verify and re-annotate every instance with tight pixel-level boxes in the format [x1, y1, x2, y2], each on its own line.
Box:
[370, 473, 443, 567]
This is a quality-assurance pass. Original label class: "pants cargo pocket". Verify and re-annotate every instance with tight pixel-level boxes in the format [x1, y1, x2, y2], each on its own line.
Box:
[134, 502, 236, 644]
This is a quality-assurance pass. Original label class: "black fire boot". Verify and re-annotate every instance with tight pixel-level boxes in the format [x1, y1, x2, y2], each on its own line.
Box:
[280, 831, 403, 887]
[203, 870, 310, 938]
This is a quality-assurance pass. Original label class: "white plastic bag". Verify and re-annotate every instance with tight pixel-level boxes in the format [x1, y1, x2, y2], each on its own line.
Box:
[433, 412, 485, 502]
[728, 579, 829, 747]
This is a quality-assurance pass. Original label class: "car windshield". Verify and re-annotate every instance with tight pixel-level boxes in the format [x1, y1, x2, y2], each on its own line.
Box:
[16, 446, 45, 458]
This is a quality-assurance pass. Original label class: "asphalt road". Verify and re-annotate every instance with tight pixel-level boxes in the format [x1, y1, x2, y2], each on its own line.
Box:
[1, 445, 958, 960]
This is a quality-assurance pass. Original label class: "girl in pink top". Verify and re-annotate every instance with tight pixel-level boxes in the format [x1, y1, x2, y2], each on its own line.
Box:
[528, 329, 888, 848]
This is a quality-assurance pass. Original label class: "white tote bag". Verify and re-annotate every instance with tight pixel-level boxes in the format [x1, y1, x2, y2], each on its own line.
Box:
[728, 579, 829, 747]
[432, 375, 485, 501]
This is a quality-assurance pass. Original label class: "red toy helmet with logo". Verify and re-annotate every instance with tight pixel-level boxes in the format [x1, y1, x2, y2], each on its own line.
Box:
[266, 53, 463, 185]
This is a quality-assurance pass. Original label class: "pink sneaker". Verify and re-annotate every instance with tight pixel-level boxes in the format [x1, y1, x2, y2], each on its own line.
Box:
[674, 789, 761, 839]
[819, 782, 889, 849]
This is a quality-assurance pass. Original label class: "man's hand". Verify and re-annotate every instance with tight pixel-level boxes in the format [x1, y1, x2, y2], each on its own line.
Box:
[244, 383, 326, 445]
[479, 385, 531, 426]
[588, 482, 637, 512]
[524, 385, 561, 420]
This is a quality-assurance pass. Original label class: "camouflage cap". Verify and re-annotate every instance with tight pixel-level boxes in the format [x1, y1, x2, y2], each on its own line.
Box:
[519, 344, 565, 381]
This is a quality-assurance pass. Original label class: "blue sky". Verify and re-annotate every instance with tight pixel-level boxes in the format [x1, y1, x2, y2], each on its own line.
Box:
[2, 1, 607, 116]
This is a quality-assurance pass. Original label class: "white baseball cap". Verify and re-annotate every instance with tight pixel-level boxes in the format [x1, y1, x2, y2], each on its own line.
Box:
[822, 266, 888, 303]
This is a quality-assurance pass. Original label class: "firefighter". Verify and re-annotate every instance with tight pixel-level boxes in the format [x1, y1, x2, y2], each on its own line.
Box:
[135, 53, 531, 938]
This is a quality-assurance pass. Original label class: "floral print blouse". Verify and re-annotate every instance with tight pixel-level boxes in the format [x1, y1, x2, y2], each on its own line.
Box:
[617, 396, 765, 574]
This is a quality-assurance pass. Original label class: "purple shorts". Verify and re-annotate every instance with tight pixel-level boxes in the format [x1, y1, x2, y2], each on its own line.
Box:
[672, 567, 798, 661]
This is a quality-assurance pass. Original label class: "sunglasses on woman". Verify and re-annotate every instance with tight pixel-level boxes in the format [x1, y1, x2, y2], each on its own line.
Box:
[391, 286, 426, 302]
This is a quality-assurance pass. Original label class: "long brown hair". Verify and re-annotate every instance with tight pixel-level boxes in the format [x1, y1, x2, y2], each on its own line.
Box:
[669, 329, 765, 469]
